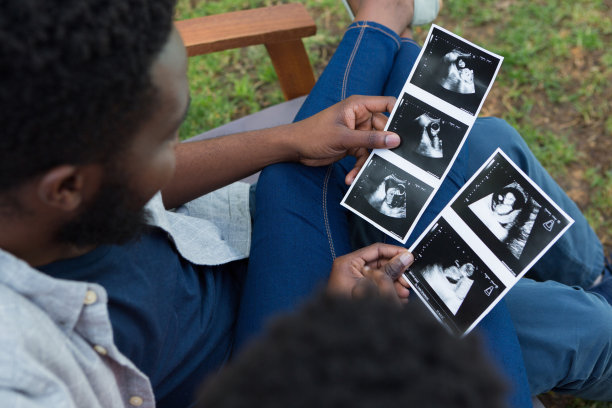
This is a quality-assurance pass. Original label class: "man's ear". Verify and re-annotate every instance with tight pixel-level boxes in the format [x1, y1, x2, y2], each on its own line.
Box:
[36, 165, 102, 211]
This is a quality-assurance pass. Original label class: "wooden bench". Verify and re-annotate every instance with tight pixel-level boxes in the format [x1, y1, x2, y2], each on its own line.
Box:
[176, 4, 317, 101]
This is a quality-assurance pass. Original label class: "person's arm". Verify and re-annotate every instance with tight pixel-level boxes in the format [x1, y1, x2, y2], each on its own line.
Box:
[161, 95, 400, 209]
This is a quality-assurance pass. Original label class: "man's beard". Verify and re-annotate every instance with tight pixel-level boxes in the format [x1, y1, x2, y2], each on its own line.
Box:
[56, 171, 152, 247]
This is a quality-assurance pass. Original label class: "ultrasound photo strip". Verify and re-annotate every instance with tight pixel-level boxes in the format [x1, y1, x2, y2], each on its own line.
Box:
[342, 25, 503, 243]
[403, 149, 573, 335]
[410, 26, 503, 117]
[450, 150, 574, 276]
[342, 154, 434, 241]
[405, 217, 506, 336]
[388, 93, 469, 180]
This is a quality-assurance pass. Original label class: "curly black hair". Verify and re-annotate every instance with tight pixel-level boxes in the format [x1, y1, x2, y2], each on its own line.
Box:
[0, 0, 176, 193]
[196, 293, 508, 408]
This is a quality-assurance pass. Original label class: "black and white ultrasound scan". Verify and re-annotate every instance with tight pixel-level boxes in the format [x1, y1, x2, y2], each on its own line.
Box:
[410, 26, 502, 115]
[343, 154, 433, 240]
[403, 149, 573, 335]
[342, 26, 573, 334]
[405, 217, 505, 336]
[342, 25, 503, 243]
[451, 150, 573, 275]
[389, 93, 468, 179]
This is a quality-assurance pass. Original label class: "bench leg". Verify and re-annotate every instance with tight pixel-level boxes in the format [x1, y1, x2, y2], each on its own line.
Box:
[266, 39, 315, 100]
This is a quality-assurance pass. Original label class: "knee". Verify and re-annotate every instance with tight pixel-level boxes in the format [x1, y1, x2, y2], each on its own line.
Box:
[257, 162, 346, 209]
[509, 282, 612, 396]
[467, 117, 531, 173]
[562, 295, 612, 397]
[256, 162, 319, 208]
[259, 161, 322, 187]
[577, 294, 612, 354]
[470, 117, 526, 151]
[257, 162, 297, 192]
[546, 289, 612, 390]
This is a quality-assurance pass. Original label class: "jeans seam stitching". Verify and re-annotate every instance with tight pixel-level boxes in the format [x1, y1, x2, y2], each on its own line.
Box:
[322, 165, 337, 260]
[400, 38, 418, 46]
[342, 25, 366, 99]
[346, 23, 401, 49]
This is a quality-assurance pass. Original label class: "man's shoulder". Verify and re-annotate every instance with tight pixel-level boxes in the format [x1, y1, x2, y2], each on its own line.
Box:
[0, 283, 75, 368]
[0, 282, 61, 348]
[0, 283, 94, 406]
[0, 282, 33, 331]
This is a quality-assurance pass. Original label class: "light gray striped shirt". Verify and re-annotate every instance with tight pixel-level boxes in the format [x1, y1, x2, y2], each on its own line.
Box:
[0, 183, 251, 407]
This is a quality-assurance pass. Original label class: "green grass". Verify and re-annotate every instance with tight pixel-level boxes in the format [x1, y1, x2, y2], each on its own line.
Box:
[175, 3, 612, 404]
[175, 0, 349, 137]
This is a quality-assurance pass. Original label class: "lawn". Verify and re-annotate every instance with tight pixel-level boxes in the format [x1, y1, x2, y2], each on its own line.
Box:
[175, 1, 612, 406]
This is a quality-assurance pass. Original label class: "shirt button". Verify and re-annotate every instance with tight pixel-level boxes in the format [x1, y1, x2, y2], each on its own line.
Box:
[129, 396, 144, 406]
[83, 290, 98, 305]
[93, 345, 108, 356]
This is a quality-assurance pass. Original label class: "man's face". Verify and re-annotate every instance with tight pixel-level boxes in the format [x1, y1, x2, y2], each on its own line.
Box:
[58, 27, 190, 246]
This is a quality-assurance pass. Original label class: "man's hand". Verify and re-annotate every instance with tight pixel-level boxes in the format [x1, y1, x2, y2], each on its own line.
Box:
[327, 243, 413, 303]
[290, 95, 400, 185]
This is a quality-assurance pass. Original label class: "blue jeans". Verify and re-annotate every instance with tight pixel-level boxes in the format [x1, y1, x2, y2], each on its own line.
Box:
[464, 119, 612, 400]
[236, 21, 611, 404]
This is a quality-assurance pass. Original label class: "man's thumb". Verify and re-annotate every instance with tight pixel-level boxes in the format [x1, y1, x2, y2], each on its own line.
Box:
[384, 251, 414, 279]
[351, 130, 400, 149]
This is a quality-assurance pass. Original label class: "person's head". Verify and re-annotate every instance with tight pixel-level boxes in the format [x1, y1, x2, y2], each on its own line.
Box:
[461, 263, 475, 278]
[416, 113, 441, 135]
[427, 119, 441, 136]
[196, 293, 508, 408]
[444, 264, 463, 283]
[491, 187, 525, 216]
[0, 0, 186, 247]
[451, 50, 474, 71]
[383, 175, 406, 208]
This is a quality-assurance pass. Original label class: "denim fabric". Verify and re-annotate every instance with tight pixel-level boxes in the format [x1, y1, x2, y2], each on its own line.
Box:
[0, 250, 155, 408]
[38, 227, 248, 408]
[460, 118, 612, 400]
[237, 22, 533, 407]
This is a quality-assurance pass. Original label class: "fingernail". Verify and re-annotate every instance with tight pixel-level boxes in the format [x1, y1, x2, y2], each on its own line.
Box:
[400, 252, 413, 266]
[385, 134, 400, 147]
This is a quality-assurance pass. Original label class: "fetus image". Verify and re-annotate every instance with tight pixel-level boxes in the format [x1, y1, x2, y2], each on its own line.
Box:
[470, 187, 526, 242]
[422, 261, 476, 315]
[468, 184, 539, 259]
[414, 113, 443, 158]
[366, 174, 407, 218]
[439, 49, 475, 94]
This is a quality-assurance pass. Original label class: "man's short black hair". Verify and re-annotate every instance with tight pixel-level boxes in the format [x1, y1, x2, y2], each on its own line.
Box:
[0, 0, 176, 193]
[196, 293, 508, 408]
